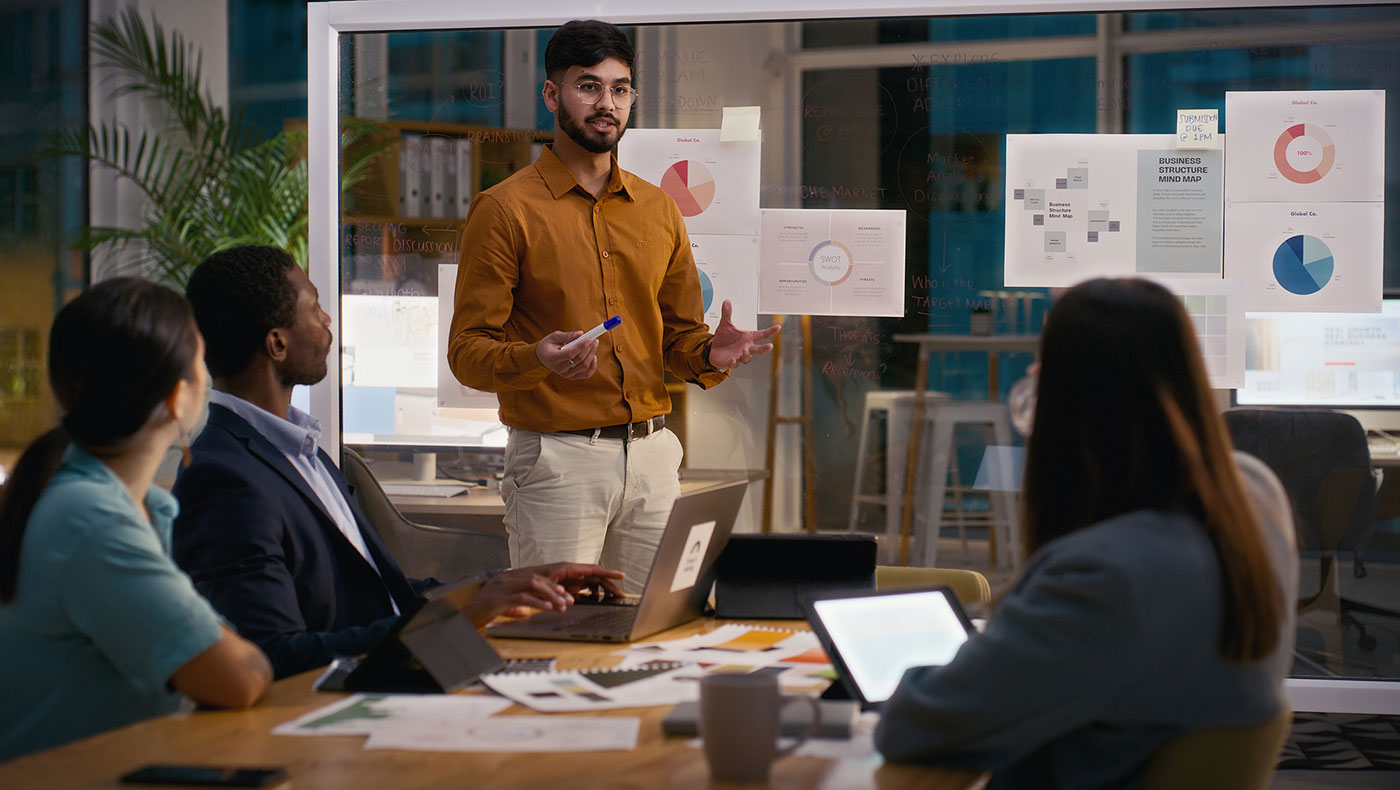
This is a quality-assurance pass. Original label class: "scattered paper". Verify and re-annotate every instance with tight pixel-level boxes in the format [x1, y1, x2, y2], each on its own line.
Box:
[272, 693, 512, 737]
[363, 716, 641, 752]
[481, 661, 699, 713]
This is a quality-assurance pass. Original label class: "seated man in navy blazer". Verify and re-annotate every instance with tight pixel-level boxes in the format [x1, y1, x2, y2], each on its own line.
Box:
[174, 245, 622, 679]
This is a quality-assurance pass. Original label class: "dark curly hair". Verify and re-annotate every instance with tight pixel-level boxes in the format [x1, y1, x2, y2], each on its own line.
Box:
[186, 245, 299, 379]
[544, 19, 634, 82]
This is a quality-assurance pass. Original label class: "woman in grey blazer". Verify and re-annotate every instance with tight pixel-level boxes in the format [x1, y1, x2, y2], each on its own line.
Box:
[875, 278, 1297, 789]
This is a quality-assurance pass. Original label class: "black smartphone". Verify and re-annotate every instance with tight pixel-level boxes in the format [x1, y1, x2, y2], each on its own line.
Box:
[119, 765, 287, 787]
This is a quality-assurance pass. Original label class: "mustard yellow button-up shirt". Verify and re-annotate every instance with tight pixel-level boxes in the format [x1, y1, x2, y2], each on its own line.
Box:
[448, 145, 726, 433]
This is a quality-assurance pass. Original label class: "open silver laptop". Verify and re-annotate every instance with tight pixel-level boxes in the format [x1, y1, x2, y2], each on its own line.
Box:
[485, 480, 748, 643]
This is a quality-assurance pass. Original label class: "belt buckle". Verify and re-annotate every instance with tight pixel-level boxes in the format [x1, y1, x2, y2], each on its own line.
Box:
[627, 417, 656, 442]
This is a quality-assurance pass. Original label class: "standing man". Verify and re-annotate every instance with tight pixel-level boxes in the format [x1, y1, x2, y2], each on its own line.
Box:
[448, 20, 777, 592]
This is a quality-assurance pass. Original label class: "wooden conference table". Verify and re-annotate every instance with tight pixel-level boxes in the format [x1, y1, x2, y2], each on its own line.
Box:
[0, 619, 988, 790]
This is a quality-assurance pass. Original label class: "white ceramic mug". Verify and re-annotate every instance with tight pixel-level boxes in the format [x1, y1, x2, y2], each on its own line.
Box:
[699, 673, 822, 782]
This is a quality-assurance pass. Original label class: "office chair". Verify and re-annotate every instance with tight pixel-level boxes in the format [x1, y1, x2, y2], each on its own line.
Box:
[1223, 408, 1384, 669]
[1138, 708, 1292, 790]
[874, 565, 992, 605]
[341, 447, 510, 583]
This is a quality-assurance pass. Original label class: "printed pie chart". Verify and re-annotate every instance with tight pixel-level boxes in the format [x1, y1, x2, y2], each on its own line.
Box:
[1272, 234, 1334, 296]
[1273, 123, 1336, 184]
[697, 268, 714, 312]
[659, 160, 716, 217]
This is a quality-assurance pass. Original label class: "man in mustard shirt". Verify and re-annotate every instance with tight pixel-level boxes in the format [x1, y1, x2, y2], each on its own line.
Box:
[448, 20, 777, 592]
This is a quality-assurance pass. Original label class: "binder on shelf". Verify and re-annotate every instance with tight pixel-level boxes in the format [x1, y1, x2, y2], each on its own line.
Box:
[400, 132, 427, 217]
[455, 137, 474, 218]
[428, 136, 454, 220]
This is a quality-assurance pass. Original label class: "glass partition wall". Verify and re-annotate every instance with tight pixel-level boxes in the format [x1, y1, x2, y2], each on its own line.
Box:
[312, 1, 1400, 709]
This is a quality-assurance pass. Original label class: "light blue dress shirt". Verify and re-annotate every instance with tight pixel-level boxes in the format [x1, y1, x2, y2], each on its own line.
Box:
[0, 444, 224, 761]
[208, 390, 396, 613]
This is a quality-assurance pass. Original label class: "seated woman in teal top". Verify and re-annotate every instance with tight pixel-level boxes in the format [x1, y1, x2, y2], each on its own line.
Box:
[875, 278, 1297, 788]
[0, 278, 271, 761]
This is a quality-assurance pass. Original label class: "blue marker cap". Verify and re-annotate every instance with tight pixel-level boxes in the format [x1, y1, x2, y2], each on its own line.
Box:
[603, 315, 622, 330]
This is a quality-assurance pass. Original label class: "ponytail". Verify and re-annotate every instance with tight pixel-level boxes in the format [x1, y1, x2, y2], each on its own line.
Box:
[0, 427, 71, 603]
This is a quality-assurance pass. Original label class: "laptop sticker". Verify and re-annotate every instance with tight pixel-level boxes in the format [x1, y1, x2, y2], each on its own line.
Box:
[669, 520, 717, 593]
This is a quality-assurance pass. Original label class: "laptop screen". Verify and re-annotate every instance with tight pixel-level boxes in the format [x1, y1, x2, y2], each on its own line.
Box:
[809, 588, 971, 704]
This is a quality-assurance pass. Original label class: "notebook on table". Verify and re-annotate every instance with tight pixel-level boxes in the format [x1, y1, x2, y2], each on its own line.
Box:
[800, 586, 974, 710]
[486, 480, 748, 643]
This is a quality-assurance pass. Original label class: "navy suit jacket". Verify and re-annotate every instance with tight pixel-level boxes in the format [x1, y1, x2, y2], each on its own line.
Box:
[172, 404, 429, 679]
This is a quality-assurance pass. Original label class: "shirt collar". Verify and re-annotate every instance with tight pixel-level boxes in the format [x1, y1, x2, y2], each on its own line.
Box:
[211, 389, 322, 460]
[535, 143, 635, 202]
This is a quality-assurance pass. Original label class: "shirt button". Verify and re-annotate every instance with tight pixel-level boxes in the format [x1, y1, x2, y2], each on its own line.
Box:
[608, 297, 617, 305]
[616, 344, 623, 352]
[601, 250, 610, 259]
[593, 206, 600, 213]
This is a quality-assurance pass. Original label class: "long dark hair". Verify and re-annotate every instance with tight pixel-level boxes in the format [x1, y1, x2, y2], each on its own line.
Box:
[0, 278, 199, 603]
[1022, 278, 1282, 662]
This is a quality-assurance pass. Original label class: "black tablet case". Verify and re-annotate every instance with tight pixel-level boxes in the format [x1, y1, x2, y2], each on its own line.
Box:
[343, 594, 504, 693]
[713, 534, 876, 619]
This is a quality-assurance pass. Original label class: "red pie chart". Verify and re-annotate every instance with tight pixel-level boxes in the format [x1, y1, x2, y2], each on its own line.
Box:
[1273, 123, 1335, 184]
[659, 160, 716, 217]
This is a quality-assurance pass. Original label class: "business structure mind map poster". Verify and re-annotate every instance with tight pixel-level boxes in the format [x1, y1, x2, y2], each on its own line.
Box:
[1004, 134, 1224, 287]
[758, 209, 906, 317]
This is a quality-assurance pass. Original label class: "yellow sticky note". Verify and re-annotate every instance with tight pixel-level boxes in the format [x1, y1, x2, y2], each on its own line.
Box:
[1176, 108, 1219, 149]
[720, 105, 761, 142]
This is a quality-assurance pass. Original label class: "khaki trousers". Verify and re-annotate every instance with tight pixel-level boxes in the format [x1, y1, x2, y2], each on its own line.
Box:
[501, 427, 683, 595]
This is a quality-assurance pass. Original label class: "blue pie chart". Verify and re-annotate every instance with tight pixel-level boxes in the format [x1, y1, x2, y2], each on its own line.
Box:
[1272, 234, 1333, 296]
[697, 268, 714, 312]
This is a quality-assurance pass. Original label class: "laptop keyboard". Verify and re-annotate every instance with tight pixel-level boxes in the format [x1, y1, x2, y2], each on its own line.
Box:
[553, 605, 637, 632]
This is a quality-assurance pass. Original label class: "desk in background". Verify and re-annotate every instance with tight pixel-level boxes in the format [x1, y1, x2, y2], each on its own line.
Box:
[0, 619, 987, 790]
[386, 466, 767, 530]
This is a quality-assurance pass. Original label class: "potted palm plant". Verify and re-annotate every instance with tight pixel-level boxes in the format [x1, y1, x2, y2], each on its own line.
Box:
[43, 9, 383, 286]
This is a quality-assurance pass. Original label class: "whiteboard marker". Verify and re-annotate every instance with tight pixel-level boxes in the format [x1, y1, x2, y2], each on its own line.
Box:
[561, 315, 622, 351]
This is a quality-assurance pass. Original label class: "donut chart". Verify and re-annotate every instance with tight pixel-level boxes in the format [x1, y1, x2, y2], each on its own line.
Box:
[808, 240, 854, 286]
[1273, 123, 1336, 184]
[697, 268, 714, 312]
[659, 160, 716, 217]
[1272, 234, 1334, 295]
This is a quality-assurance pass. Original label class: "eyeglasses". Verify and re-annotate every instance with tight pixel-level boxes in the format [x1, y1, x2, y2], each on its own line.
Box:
[560, 81, 638, 108]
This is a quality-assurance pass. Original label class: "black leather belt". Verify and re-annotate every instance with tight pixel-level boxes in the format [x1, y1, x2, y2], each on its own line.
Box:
[560, 415, 665, 441]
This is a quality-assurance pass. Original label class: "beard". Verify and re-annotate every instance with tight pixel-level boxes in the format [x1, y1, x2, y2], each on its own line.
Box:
[557, 100, 628, 154]
[282, 330, 331, 387]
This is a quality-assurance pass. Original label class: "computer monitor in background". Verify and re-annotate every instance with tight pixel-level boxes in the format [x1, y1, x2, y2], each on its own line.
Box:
[1239, 299, 1400, 432]
[338, 289, 506, 452]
